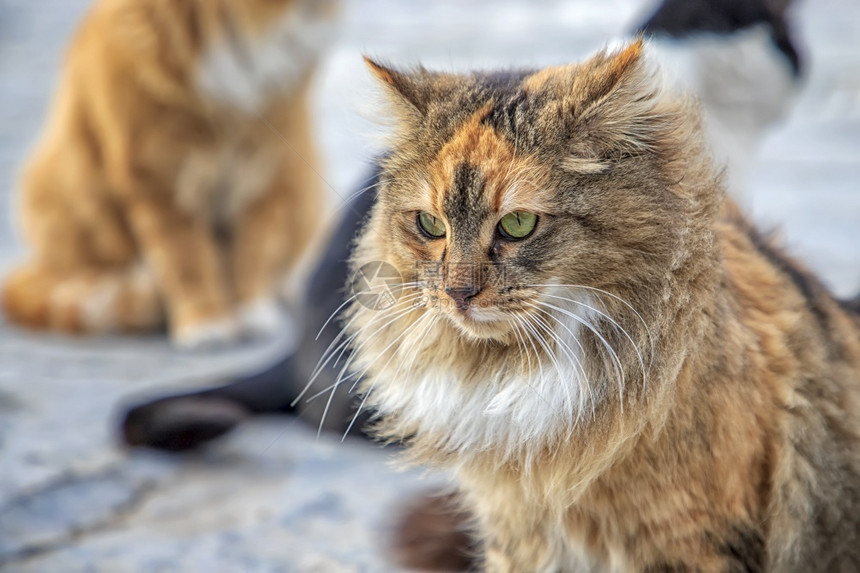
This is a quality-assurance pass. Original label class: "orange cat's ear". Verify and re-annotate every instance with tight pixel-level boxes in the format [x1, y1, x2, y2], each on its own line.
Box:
[364, 57, 434, 117]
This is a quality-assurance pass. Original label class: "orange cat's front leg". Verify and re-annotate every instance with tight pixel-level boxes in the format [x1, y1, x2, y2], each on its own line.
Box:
[230, 156, 323, 337]
[231, 199, 288, 337]
[126, 195, 236, 348]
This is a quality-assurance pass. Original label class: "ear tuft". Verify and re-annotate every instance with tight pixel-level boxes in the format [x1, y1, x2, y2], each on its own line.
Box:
[566, 38, 687, 159]
[364, 56, 397, 86]
[363, 56, 430, 116]
[608, 37, 644, 83]
[581, 37, 646, 109]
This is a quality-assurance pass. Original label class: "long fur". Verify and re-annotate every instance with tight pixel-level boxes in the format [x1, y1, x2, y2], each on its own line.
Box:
[346, 41, 860, 571]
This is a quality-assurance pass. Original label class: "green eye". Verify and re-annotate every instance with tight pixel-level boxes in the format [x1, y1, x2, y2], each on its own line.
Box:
[498, 211, 538, 240]
[417, 211, 446, 239]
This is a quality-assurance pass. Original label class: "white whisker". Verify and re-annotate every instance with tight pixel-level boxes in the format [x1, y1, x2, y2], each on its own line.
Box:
[295, 291, 424, 408]
[541, 292, 648, 382]
[524, 302, 595, 420]
[525, 310, 578, 415]
[342, 311, 439, 441]
[535, 300, 627, 409]
[316, 299, 426, 437]
[528, 283, 655, 371]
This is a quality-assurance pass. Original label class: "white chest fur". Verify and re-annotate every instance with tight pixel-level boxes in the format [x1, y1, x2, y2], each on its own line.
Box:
[369, 301, 600, 460]
[195, 8, 335, 113]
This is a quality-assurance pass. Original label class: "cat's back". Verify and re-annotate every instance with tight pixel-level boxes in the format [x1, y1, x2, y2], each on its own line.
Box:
[717, 203, 860, 570]
[718, 203, 860, 369]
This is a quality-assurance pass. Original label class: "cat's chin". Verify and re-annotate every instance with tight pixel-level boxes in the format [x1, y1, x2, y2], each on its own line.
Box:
[446, 310, 515, 342]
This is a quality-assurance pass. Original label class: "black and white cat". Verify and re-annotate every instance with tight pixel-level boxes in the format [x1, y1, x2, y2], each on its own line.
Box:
[638, 0, 802, 200]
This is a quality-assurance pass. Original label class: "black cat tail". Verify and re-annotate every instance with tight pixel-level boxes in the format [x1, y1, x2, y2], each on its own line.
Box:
[119, 355, 301, 452]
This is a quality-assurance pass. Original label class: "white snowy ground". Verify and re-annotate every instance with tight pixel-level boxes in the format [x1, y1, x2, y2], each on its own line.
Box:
[0, 0, 858, 571]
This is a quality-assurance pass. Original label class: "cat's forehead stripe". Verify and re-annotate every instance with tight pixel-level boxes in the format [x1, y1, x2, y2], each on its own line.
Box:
[443, 162, 487, 238]
[431, 105, 518, 214]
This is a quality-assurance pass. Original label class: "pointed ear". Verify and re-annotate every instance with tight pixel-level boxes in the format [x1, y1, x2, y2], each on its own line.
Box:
[563, 38, 683, 161]
[364, 57, 439, 117]
[574, 38, 645, 115]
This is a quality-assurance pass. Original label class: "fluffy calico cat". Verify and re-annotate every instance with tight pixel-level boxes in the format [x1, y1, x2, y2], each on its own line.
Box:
[345, 40, 860, 571]
[2, 0, 335, 347]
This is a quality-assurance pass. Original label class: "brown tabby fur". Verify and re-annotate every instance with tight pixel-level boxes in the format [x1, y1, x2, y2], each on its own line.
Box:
[346, 41, 860, 571]
[2, 0, 334, 346]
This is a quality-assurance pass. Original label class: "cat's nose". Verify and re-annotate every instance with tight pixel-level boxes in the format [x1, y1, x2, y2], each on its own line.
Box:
[445, 285, 479, 310]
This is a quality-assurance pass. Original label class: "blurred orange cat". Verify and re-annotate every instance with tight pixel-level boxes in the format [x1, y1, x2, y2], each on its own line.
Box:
[2, 0, 336, 347]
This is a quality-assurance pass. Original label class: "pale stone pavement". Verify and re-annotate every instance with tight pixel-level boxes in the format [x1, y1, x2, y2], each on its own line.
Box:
[0, 0, 858, 571]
